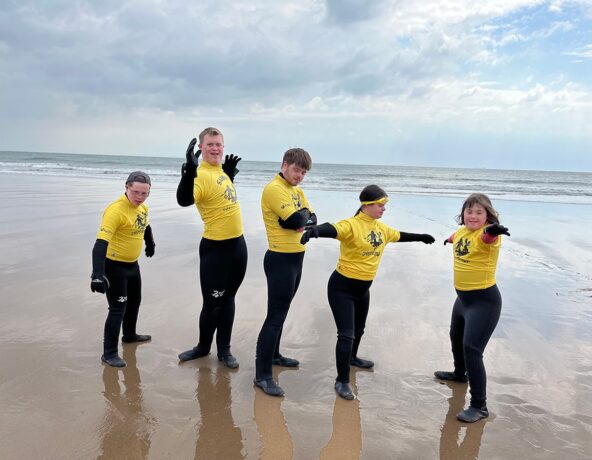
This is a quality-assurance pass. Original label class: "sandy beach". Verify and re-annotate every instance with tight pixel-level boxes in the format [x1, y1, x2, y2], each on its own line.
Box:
[1, 172, 591, 459]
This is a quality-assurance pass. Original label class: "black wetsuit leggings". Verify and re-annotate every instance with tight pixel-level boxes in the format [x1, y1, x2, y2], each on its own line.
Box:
[103, 259, 142, 357]
[197, 235, 248, 357]
[255, 250, 305, 380]
[327, 271, 373, 383]
[449, 284, 502, 408]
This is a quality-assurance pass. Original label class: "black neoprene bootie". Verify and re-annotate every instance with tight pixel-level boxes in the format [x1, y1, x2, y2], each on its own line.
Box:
[350, 356, 374, 368]
[254, 378, 285, 397]
[218, 354, 239, 369]
[101, 354, 126, 368]
[457, 406, 489, 423]
[178, 346, 209, 362]
[334, 381, 355, 400]
[273, 354, 300, 367]
[434, 370, 468, 383]
[122, 334, 152, 343]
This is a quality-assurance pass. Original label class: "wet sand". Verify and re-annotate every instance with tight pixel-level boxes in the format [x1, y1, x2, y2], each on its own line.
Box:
[0, 173, 591, 459]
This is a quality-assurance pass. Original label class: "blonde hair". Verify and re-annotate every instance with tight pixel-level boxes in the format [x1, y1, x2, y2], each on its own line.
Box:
[198, 127, 223, 144]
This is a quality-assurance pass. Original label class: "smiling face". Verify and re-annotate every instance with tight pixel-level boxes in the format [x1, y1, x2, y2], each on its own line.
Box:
[463, 203, 487, 231]
[281, 162, 308, 186]
[199, 133, 224, 166]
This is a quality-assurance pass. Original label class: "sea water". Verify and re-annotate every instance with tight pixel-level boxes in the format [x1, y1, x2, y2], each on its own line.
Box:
[1, 150, 591, 204]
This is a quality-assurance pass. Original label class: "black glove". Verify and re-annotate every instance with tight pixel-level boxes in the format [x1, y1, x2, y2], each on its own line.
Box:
[305, 212, 317, 229]
[222, 154, 241, 182]
[90, 274, 110, 294]
[300, 226, 318, 244]
[419, 234, 435, 244]
[484, 223, 510, 236]
[177, 140, 200, 206]
[300, 223, 337, 244]
[399, 232, 435, 244]
[185, 138, 200, 169]
[144, 225, 155, 257]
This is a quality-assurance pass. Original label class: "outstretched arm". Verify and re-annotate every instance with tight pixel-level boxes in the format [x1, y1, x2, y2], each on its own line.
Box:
[482, 223, 510, 243]
[300, 222, 337, 244]
[176, 138, 200, 207]
[398, 232, 435, 244]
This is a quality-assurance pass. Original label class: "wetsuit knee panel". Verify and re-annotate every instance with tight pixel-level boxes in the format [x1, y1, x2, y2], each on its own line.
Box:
[337, 330, 355, 342]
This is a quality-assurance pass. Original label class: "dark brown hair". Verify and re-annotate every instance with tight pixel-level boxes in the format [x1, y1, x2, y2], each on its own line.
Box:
[356, 185, 388, 215]
[456, 193, 499, 225]
[282, 148, 312, 170]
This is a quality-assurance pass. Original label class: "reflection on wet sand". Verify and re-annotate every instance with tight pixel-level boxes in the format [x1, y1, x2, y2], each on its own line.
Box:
[253, 368, 294, 460]
[195, 367, 244, 460]
[320, 373, 362, 460]
[438, 381, 485, 460]
[98, 344, 154, 460]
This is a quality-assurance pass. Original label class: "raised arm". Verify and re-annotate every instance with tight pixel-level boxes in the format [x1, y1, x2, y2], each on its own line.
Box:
[176, 138, 200, 207]
[222, 154, 242, 182]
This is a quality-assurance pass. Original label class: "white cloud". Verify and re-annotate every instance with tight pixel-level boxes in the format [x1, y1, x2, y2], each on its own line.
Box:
[565, 43, 592, 57]
[0, 0, 591, 169]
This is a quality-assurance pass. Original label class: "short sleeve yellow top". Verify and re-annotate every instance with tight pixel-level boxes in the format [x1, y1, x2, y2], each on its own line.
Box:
[96, 194, 149, 263]
[193, 161, 243, 240]
[261, 173, 312, 253]
[452, 225, 501, 291]
[333, 212, 401, 281]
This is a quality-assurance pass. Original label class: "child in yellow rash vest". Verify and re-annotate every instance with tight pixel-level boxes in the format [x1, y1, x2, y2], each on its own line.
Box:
[90, 171, 156, 368]
[175, 127, 247, 370]
[301, 185, 435, 400]
[434, 193, 510, 423]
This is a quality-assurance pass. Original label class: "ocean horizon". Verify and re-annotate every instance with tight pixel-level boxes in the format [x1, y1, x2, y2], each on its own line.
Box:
[1, 150, 591, 205]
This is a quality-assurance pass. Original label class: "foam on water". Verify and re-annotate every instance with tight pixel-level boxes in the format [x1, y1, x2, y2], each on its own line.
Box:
[1, 150, 591, 204]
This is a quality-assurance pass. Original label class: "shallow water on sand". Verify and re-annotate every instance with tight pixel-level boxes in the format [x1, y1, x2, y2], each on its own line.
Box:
[0, 174, 591, 459]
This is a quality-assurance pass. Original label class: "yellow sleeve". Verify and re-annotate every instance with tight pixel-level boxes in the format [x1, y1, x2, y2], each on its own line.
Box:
[386, 225, 401, 243]
[96, 206, 123, 243]
[333, 219, 353, 242]
[264, 183, 296, 221]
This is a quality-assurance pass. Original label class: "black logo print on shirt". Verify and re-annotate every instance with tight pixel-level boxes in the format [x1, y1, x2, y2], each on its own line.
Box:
[135, 212, 148, 230]
[455, 238, 470, 257]
[366, 230, 384, 248]
[291, 192, 302, 209]
[223, 185, 238, 203]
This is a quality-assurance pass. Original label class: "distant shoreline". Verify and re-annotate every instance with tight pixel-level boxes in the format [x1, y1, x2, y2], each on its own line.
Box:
[1, 149, 589, 174]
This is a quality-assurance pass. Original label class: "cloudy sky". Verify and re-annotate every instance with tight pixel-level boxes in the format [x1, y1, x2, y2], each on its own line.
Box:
[1, 0, 591, 171]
